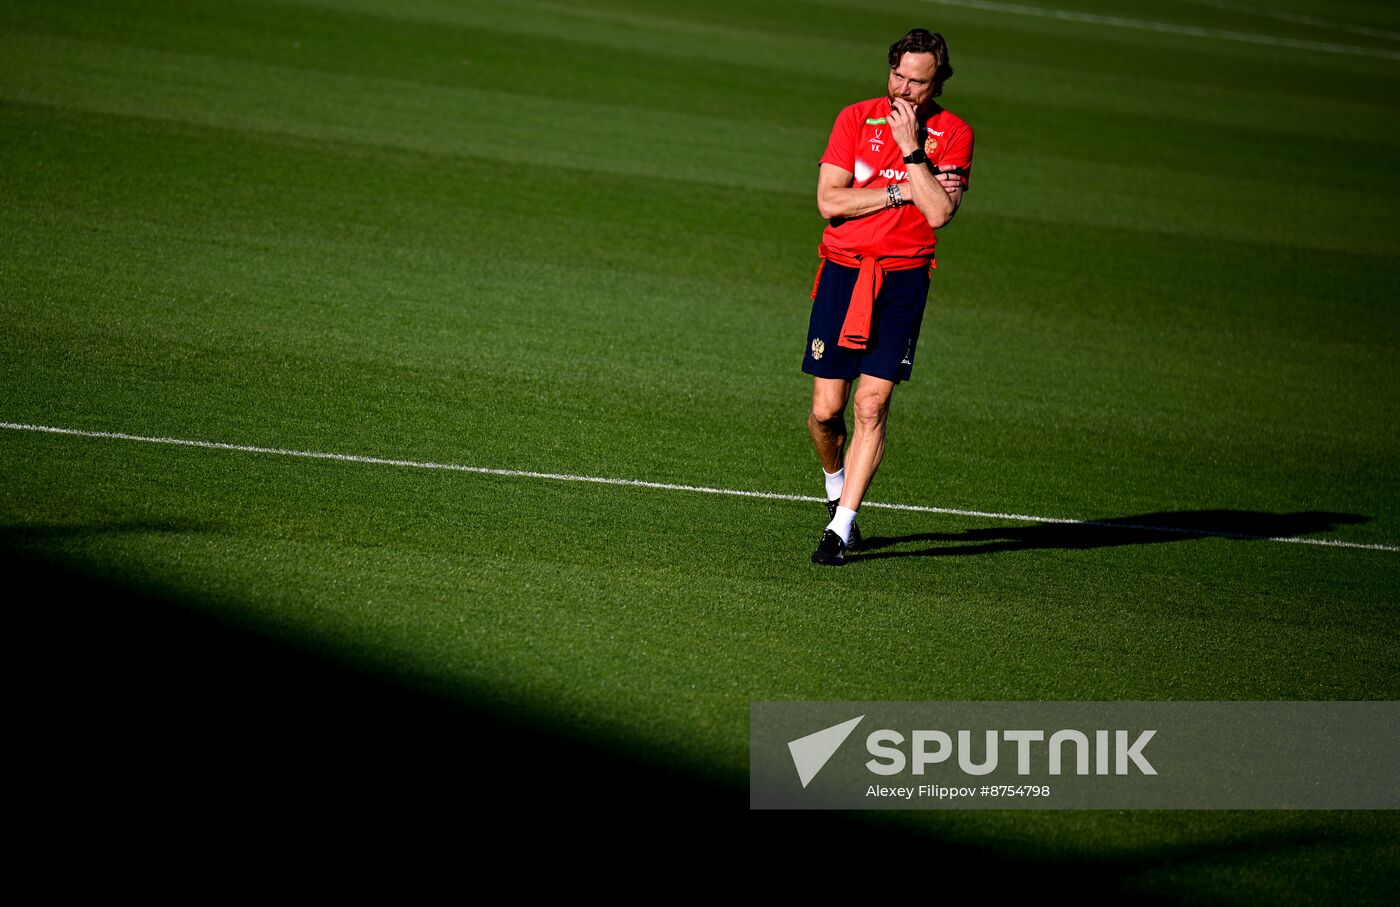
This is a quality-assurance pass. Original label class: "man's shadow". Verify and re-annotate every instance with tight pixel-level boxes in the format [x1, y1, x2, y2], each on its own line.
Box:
[854, 510, 1369, 560]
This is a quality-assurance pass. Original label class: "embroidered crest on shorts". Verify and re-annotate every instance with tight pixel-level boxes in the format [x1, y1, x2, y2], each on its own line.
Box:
[811, 337, 826, 360]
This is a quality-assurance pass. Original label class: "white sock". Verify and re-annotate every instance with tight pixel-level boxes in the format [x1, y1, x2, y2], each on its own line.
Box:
[826, 506, 858, 544]
[823, 467, 845, 502]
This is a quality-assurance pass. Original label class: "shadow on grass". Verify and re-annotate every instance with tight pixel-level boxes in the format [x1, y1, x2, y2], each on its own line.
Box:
[854, 510, 1369, 561]
[7, 547, 1392, 896]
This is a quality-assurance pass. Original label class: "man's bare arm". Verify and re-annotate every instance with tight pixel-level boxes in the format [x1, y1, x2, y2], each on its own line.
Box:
[917, 166, 963, 227]
[887, 98, 960, 228]
[816, 163, 893, 220]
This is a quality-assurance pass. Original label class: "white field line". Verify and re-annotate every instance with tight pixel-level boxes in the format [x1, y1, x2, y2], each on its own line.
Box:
[922, 0, 1400, 61]
[4, 421, 1397, 553]
[1176, 0, 1400, 43]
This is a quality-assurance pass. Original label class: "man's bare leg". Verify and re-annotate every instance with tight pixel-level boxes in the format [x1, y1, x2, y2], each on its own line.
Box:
[809, 376, 859, 564]
[839, 374, 895, 512]
[807, 377, 852, 473]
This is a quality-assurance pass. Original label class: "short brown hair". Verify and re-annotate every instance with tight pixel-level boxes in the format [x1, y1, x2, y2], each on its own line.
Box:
[888, 29, 953, 97]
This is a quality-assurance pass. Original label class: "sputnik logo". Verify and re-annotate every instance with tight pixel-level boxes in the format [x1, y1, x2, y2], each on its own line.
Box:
[787, 715, 864, 788]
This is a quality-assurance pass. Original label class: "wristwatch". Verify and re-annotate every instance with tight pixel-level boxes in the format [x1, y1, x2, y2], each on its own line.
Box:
[902, 148, 928, 165]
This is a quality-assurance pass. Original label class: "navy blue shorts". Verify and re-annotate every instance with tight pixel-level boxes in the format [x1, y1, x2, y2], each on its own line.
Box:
[802, 260, 931, 383]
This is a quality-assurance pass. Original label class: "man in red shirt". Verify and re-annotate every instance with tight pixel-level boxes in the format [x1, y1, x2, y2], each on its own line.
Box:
[805, 28, 973, 566]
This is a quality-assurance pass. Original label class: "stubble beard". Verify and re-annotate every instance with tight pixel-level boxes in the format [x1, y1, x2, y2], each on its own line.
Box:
[888, 92, 929, 121]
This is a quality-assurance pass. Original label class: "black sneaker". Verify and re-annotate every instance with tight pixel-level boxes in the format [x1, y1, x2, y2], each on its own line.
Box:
[826, 499, 862, 551]
[811, 529, 847, 566]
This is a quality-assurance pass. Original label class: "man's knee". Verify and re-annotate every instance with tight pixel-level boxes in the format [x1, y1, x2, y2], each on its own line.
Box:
[852, 389, 892, 428]
[810, 400, 846, 426]
[810, 378, 851, 426]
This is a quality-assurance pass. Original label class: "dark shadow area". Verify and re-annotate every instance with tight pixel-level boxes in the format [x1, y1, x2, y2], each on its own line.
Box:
[7, 549, 1392, 896]
[855, 510, 1369, 561]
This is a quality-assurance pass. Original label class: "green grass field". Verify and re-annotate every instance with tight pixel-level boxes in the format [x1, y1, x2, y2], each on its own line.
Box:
[3, 0, 1398, 896]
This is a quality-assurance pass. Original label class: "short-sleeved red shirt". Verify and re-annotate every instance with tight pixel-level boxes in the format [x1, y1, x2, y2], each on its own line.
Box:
[819, 97, 974, 260]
